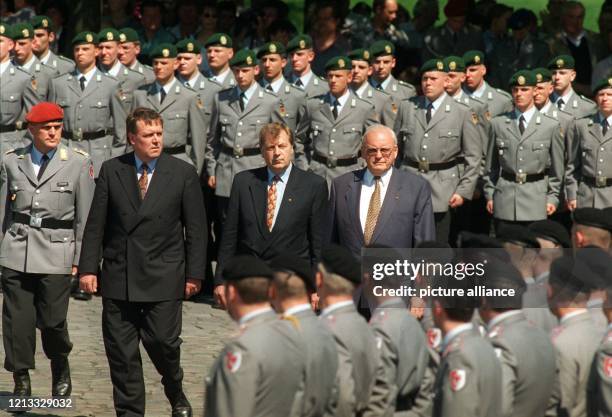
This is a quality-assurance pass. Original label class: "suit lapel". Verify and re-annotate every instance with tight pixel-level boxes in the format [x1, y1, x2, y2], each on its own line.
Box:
[505, 113, 522, 141]
[229, 88, 242, 116]
[415, 97, 428, 130]
[320, 93, 335, 123]
[426, 95, 451, 132]
[17, 146, 38, 185]
[519, 111, 540, 143]
[158, 82, 179, 113]
[249, 168, 268, 238]
[138, 154, 172, 215]
[268, 167, 298, 233]
[370, 168, 401, 244]
[116, 153, 141, 212]
[346, 169, 365, 246]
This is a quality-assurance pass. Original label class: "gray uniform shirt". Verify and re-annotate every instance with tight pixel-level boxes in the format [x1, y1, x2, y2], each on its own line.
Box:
[40, 50, 75, 75]
[589, 325, 612, 417]
[0, 62, 38, 152]
[464, 82, 513, 118]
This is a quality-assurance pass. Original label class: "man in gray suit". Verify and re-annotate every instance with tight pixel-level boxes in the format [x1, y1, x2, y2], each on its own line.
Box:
[204, 255, 306, 417]
[549, 55, 597, 119]
[118, 28, 155, 83]
[0, 23, 38, 153]
[394, 58, 481, 243]
[203, 33, 236, 89]
[348, 48, 395, 128]
[479, 260, 557, 417]
[48, 31, 127, 177]
[269, 253, 339, 417]
[484, 70, 564, 231]
[0, 102, 95, 401]
[257, 41, 306, 132]
[31, 15, 74, 75]
[295, 55, 378, 183]
[569, 78, 612, 209]
[132, 43, 207, 174]
[286, 34, 328, 98]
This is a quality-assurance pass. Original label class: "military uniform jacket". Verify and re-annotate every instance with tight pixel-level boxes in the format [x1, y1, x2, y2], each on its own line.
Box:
[295, 91, 378, 183]
[131, 60, 155, 84]
[0, 63, 38, 149]
[541, 105, 576, 202]
[260, 78, 306, 132]
[205, 84, 282, 197]
[0, 144, 95, 274]
[14, 56, 56, 101]
[132, 80, 207, 175]
[101, 62, 146, 112]
[589, 326, 612, 417]
[368, 299, 430, 415]
[354, 84, 396, 128]
[373, 75, 416, 127]
[180, 73, 223, 139]
[464, 83, 513, 118]
[551, 90, 597, 120]
[423, 24, 486, 61]
[41, 50, 75, 75]
[570, 113, 612, 208]
[394, 94, 482, 213]
[483, 110, 564, 221]
[292, 308, 339, 417]
[432, 326, 502, 417]
[550, 311, 603, 417]
[453, 92, 490, 178]
[204, 309, 307, 417]
[488, 35, 551, 89]
[486, 311, 557, 417]
[48, 69, 127, 176]
[290, 72, 328, 98]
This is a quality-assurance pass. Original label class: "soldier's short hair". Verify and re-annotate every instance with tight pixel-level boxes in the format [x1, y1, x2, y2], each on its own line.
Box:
[363, 124, 398, 145]
[126, 107, 163, 135]
[318, 263, 356, 296]
[273, 271, 309, 299]
[259, 122, 293, 149]
[572, 224, 612, 249]
[229, 277, 271, 304]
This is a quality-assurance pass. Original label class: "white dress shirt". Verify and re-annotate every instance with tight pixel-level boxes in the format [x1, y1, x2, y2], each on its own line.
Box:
[134, 154, 158, 191]
[75, 66, 97, 89]
[359, 168, 392, 233]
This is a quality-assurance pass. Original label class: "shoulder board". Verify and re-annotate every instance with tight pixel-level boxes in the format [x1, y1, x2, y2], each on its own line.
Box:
[455, 100, 470, 109]
[398, 80, 410, 86]
[313, 77, 319, 86]
[496, 88, 512, 99]
[262, 89, 276, 98]
[175, 85, 181, 94]
[541, 112, 559, 123]
[73, 148, 89, 157]
[123, 68, 129, 76]
[580, 95, 596, 105]
[4, 148, 16, 155]
[14, 66, 31, 77]
[58, 55, 74, 64]
[34, 63, 41, 72]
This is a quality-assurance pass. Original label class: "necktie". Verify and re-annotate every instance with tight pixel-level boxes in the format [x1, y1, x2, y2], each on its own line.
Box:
[556, 98, 565, 111]
[364, 176, 381, 245]
[426, 103, 433, 124]
[376, 83, 384, 91]
[604, 119, 609, 136]
[332, 99, 339, 119]
[138, 163, 149, 200]
[266, 84, 274, 92]
[267, 175, 280, 231]
[294, 78, 303, 88]
[79, 76, 86, 91]
[37, 154, 50, 180]
[239, 92, 246, 111]
[159, 87, 166, 104]
[519, 115, 526, 135]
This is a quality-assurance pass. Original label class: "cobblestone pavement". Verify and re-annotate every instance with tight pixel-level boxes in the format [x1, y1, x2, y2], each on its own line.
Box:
[0, 294, 234, 417]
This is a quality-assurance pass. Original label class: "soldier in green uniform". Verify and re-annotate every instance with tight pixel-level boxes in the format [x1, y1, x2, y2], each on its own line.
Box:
[31, 15, 74, 75]
[203, 33, 236, 89]
[286, 34, 328, 98]
[549, 55, 597, 119]
[117, 27, 155, 83]
[0, 103, 95, 402]
[257, 41, 306, 133]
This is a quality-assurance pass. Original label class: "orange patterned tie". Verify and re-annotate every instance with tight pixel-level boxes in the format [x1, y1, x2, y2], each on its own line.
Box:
[267, 175, 279, 231]
[138, 163, 149, 200]
[364, 176, 381, 245]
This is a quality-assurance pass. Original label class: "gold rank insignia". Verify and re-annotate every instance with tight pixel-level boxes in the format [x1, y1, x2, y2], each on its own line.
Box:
[485, 111, 491, 121]
[270, 43, 277, 53]
[246, 56, 252, 65]
[471, 113, 479, 125]
[162, 48, 169, 57]
[436, 61, 443, 70]
[196, 98, 203, 109]
[338, 59, 345, 68]
[279, 102, 286, 116]
[86, 33, 93, 43]
[42, 19, 49, 27]
[299, 39, 306, 49]
[474, 55, 481, 64]
[364, 50, 370, 60]
[0, 25, 5, 34]
[608, 78, 612, 87]
[220, 35, 227, 45]
[536, 73, 542, 82]
[22, 29, 29, 37]
[281, 315, 301, 330]
[391, 102, 398, 113]
[556, 59, 564, 68]
[518, 75, 526, 85]
[107, 32, 114, 41]
[449, 61, 456, 71]
[31, 78, 37, 90]
[385, 45, 392, 54]
[187, 42, 194, 52]
[60, 148, 68, 160]
[119, 33, 126, 42]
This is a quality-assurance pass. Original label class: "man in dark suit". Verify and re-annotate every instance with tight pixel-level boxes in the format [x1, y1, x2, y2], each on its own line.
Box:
[78, 108, 207, 417]
[328, 124, 436, 256]
[214, 122, 328, 307]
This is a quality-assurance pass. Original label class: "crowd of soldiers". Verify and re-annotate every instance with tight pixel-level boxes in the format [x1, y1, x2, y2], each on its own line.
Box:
[1, 7, 612, 417]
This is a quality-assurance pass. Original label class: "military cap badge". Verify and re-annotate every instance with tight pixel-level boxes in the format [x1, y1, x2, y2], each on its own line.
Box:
[299, 39, 306, 49]
[187, 42, 194, 52]
[536, 73, 542, 82]
[608, 78, 612, 87]
[107, 32, 114, 41]
[518, 75, 526, 85]
[436, 61, 443, 70]
[338, 58, 345, 68]
[220, 35, 227, 45]
[384, 45, 392, 54]
[270, 43, 277, 53]
[86, 33, 93, 43]
[119, 33, 126, 42]
[22, 29, 29, 37]
[162, 48, 169, 57]
[42, 19, 49, 28]
[474, 55, 481, 64]
[246, 55, 252, 65]
[0, 25, 4, 35]
[449, 61, 456, 71]
[556, 59, 564, 68]
[364, 50, 370, 60]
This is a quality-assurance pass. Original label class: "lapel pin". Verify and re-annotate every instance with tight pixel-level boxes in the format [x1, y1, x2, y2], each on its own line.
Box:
[536, 116, 541, 124]
[258, 90, 263, 98]
[573, 100, 578, 108]
[445, 104, 450, 112]
[351, 98, 356, 107]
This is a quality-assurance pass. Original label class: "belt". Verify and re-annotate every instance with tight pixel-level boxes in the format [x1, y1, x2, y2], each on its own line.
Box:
[163, 145, 186, 155]
[63, 129, 111, 140]
[313, 153, 359, 168]
[13, 212, 73, 229]
[405, 158, 459, 173]
[500, 170, 547, 184]
[0, 122, 27, 132]
[221, 144, 260, 158]
[582, 175, 612, 188]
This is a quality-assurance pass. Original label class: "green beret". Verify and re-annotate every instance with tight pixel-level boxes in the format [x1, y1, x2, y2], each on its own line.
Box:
[508, 69, 537, 87]
[325, 55, 352, 71]
[31, 15, 52, 30]
[176, 38, 201, 54]
[462, 50, 485, 67]
[548, 54, 575, 70]
[347, 48, 371, 63]
[369, 40, 395, 58]
[443, 55, 465, 72]
[256, 41, 286, 58]
[532, 67, 552, 83]
[119, 27, 139, 43]
[286, 34, 312, 53]
[149, 43, 177, 59]
[0, 23, 11, 39]
[11, 23, 34, 40]
[420, 58, 447, 74]
[593, 77, 612, 94]
[229, 49, 258, 67]
[98, 28, 121, 43]
[204, 32, 232, 48]
[72, 31, 98, 46]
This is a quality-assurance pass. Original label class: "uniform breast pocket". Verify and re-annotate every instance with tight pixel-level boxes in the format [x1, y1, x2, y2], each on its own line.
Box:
[49, 229, 75, 268]
[343, 124, 361, 139]
[90, 100, 110, 124]
[49, 181, 74, 210]
[532, 141, 551, 165]
[1, 94, 21, 115]
[8, 182, 30, 211]
[57, 98, 71, 109]
[165, 111, 188, 134]
[310, 124, 321, 140]
[496, 139, 509, 157]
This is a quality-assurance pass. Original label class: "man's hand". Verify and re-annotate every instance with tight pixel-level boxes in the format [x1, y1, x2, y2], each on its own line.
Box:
[80, 274, 98, 294]
[310, 292, 319, 311]
[214, 284, 226, 309]
[71, 265, 78, 276]
[567, 199, 577, 211]
[546, 203, 557, 216]
[449, 193, 464, 208]
[207, 176, 216, 189]
[486, 199, 494, 214]
[185, 278, 201, 299]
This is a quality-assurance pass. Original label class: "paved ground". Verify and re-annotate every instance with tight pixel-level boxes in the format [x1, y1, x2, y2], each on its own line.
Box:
[0, 294, 235, 417]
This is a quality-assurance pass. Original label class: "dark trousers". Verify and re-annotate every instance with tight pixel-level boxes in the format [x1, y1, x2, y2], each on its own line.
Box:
[1, 267, 72, 372]
[434, 211, 451, 245]
[102, 297, 183, 417]
[493, 219, 535, 236]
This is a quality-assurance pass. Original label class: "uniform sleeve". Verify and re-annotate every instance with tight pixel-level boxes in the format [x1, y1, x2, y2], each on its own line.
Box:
[402, 347, 439, 417]
[205, 93, 221, 177]
[491, 339, 519, 417]
[547, 122, 564, 207]
[188, 95, 207, 175]
[413, 179, 436, 245]
[439, 352, 480, 417]
[23, 76, 39, 109]
[555, 341, 580, 416]
[334, 341, 357, 417]
[454, 109, 482, 200]
[393, 100, 408, 166]
[364, 325, 398, 417]
[294, 102, 311, 170]
[564, 119, 579, 201]
[379, 94, 396, 129]
[72, 157, 96, 266]
[594, 348, 612, 417]
[364, 103, 379, 127]
[0, 160, 8, 238]
[111, 82, 128, 153]
[483, 123, 500, 201]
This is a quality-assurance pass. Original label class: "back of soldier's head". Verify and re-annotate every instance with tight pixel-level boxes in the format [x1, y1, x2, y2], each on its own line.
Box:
[270, 253, 313, 300]
[319, 245, 361, 296]
[223, 255, 274, 305]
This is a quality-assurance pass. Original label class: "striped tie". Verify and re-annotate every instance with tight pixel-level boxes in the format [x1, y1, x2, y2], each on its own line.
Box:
[364, 176, 381, 245]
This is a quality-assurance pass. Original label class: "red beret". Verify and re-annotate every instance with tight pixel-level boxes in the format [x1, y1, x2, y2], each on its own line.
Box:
[25, 102, 64, 124]
[444, 0, 469, 17]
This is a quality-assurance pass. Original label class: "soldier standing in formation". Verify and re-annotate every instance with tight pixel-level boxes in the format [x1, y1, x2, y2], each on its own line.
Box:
[549, 55, 597, 119]
[0, 102, 95, 403]
[286, 34, 328, 98]
[204, 33, 236, 89]
[117, 28, 155, 83]
[31, 15, 74, 76]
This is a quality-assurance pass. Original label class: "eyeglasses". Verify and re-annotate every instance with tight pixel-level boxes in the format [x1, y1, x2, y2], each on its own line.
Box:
[365, 147, 394, 157]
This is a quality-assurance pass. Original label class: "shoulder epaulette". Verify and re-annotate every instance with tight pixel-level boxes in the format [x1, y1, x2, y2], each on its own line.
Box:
[496, 88, 512, 99]
[73, 148, 89, 157]
[580, 95, 596, 105]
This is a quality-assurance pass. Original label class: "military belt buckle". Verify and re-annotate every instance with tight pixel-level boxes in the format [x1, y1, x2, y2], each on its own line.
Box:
[327, 156, 337, 169]
[75, 129, 83, 141]
[418, 160, 429, 173]
[516, 173, 527, 184]
[233, 146, 243, 158]
[15, 121, 24, 130]
[29, 215, 42, 228]
[596, 175, 608, 187]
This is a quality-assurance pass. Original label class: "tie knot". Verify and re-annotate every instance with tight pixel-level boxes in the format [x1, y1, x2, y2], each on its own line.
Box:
[41, 153, 49, 161]
[79, 76, 85, 82]
[374, 175, 381, 181]
[519, 115, 525, 122]
[272, 175, 280, 183]
[294, 79, 303, 87]
[427, 103, 434, 109]
[141, 163, 149, 172]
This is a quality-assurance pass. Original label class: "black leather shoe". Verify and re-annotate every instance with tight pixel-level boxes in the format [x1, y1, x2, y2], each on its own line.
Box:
[13, 370, 31, 396]
[71, 276, 91, 301]
[51, 358, 72, 396]
[170, 392, 192, 417]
